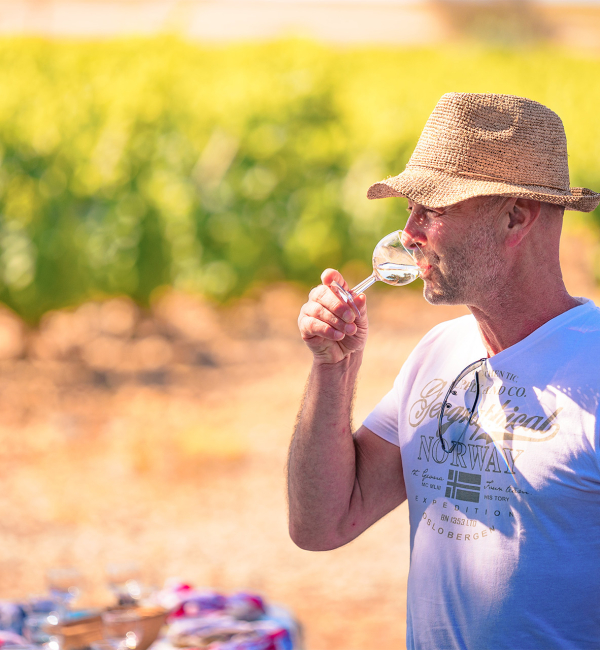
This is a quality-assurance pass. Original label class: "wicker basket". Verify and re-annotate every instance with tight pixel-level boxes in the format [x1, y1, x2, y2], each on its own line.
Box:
[55, 606, 169, 650]
[53, 613, 103, 650]
[104, 606, 169, 650]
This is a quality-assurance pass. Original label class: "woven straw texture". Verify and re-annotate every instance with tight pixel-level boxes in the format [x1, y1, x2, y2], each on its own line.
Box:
[367, 93, 600, 213]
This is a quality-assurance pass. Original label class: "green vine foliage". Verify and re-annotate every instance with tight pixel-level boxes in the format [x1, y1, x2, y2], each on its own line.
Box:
[0, 38, 599, 322]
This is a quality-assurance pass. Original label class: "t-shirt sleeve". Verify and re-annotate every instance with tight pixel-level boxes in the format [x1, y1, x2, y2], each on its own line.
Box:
[362, 374, 401, 447]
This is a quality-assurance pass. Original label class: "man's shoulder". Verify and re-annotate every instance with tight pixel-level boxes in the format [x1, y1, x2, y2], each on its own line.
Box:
[569, 297, 600, 328]
[554, 298, 600, 355]
[419, 299, 600, 354]
[545, 298, 600, 343]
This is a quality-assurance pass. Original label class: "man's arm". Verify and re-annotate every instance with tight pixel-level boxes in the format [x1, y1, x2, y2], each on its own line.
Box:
[288, 270, 407, 551]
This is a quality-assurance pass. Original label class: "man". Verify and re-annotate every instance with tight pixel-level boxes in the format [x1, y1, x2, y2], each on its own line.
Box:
[287, 93, 600, 649]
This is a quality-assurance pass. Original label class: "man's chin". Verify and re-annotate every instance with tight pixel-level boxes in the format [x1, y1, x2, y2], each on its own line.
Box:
[422, 283, 462, 306]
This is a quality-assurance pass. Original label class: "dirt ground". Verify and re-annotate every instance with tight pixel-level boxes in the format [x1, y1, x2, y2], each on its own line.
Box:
[0, 232, 596, 650]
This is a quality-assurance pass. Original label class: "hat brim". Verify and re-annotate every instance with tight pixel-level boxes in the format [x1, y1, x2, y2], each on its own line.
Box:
[367, 166, 600, 213]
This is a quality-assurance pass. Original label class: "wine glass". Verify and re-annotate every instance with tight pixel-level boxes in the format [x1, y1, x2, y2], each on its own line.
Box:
[330, 229, 422, 317]
[46, 567, 82, 621]
[105, 563, 143, 606]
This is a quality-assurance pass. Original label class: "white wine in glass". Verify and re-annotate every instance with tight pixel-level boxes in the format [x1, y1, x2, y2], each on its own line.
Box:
[330, 229, 422, 317]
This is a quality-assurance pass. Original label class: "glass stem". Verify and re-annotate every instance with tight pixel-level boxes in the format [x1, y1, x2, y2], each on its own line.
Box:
[350, 274, 377, 295]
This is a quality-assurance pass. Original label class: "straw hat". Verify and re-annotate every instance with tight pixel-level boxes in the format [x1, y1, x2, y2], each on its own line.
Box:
[367, 93, 600, 213]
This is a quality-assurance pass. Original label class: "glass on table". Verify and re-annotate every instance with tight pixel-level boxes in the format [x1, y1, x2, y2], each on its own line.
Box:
[329, 229, 423, 318]
[45, 568, 82, 621]
[105, 563, 143, 607]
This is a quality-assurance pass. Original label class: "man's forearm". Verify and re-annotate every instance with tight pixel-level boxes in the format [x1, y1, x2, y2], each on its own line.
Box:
[287, 352, 363, 551]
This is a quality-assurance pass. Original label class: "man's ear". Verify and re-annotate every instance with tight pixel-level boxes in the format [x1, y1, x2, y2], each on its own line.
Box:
[505, 199, 542, 248]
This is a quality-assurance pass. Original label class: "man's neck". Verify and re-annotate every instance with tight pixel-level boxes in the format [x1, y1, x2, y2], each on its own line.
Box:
[468, 284, 581, 357]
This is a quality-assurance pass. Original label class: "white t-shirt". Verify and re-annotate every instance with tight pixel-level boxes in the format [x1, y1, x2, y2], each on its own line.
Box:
[363, 299, 600, 650]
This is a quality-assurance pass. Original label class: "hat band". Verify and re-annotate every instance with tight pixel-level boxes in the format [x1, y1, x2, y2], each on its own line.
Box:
[407, 164, 571, 194]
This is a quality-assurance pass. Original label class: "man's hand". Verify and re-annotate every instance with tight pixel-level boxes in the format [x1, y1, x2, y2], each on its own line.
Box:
[298, 269, 368, 365]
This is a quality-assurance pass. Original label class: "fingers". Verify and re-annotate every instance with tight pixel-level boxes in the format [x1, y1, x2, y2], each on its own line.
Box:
[299, 269, 370, 344]
[307, 283, 357, 325]
[320, 268, 368, 319]
[298, 270, 370, 365]
[299, 265, 373, 344]
[299, 301, 358, 341]
[299, 316, 347, 342]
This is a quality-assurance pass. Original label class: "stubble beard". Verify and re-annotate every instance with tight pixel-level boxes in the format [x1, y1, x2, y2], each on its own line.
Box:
[421, 225, 505, 307]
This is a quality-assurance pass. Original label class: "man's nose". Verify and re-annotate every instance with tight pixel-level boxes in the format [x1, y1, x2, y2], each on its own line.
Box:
[402, 214, 427, 250]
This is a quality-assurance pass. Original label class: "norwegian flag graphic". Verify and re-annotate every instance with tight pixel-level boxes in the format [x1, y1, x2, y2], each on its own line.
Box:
[445, 469, 482, 503]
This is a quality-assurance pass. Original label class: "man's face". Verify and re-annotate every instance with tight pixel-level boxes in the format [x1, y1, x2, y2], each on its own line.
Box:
[403, 196, 511, 307]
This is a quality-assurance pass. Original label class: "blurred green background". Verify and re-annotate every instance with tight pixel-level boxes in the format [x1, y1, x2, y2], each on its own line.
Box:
[1, 37, 600, 323]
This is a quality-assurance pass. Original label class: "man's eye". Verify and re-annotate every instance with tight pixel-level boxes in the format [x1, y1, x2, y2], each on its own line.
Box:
[406, 206, 442, 217]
